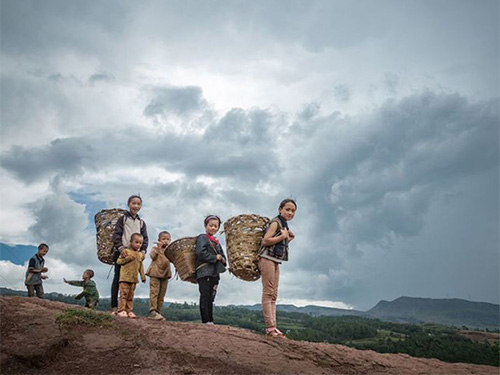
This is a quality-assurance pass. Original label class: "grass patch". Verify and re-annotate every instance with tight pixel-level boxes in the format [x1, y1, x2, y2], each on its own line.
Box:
[56, 308, 114, 327]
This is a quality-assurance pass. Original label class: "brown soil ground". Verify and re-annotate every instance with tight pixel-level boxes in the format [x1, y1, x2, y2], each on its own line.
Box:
[1, 296, 498, 375]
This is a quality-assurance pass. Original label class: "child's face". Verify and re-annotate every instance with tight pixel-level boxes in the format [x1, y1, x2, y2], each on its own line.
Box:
[279, 202, 296, 221]
[38, 247, 49, 257]
[205, 219, 220, 236]
[159, 233, 171, 247]
[130, 236, 143, 251]
[128, 197, 142, 216]
[82, 271, 90, 279]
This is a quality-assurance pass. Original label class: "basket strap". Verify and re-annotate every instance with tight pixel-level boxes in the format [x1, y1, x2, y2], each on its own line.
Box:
[106, 264, 114, 280]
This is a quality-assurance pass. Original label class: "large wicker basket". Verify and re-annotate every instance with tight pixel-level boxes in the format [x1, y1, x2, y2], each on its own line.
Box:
[164, 237, 197, 284]
[223, 214, 270, 281]
[95, 208, 127, 265]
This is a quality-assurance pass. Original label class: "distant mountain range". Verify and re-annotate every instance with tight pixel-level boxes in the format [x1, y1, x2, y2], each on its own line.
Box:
[239, 296, 499, 329]
[1, 287, 498, 329]
[366, 296, 499, 329]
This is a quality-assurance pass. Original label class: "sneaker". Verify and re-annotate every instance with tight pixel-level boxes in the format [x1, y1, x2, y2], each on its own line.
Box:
[117, 311, 128, 318]
[127, 312, 137, 319]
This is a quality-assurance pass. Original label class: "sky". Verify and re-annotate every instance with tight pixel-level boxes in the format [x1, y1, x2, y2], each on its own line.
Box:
[0, 0, 498, 311]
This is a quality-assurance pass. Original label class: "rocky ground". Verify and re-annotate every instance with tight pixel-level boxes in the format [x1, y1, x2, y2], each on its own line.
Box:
[1, 296, 498, 375]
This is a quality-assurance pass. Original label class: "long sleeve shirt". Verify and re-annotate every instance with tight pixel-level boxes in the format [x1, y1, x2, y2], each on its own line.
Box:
[67, 280, 99, 301]
[117, 249, 146, 283]
[112, 212, 149, 253]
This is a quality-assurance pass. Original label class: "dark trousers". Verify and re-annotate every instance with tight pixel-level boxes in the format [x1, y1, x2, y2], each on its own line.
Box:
[198, 276, 219, 323]
[27, 284, 44, 298]
[111, 251, 121, 309]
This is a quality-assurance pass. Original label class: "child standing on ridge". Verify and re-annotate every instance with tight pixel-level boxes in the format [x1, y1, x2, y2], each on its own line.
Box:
[258, 198, 297, 337]
[116, 233, 146, 318]
[64, 269, 100, 309]
[111, 195, 149, 314]
[195, 215, 226, 324]
[146, 231, 172, 320]
[25, 243, 49, 298]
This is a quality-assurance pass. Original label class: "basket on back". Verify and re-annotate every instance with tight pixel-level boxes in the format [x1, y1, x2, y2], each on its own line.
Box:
[164, 237, 197, 284]
[95, 208, 127, 265]
[223, 214, 270, 281]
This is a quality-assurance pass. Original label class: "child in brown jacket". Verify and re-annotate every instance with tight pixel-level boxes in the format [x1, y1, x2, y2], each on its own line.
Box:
[116, 233, 146, 318]
[146, 231, 173, 320]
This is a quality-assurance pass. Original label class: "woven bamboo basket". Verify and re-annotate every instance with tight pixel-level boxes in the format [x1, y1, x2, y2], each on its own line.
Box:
[164, 237, 197, 284]
[223, 214, 270, 281]
[95, 208, 127, 265]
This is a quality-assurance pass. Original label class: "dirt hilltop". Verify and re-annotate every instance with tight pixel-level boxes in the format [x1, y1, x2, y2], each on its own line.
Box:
[1, 296, 497, 375]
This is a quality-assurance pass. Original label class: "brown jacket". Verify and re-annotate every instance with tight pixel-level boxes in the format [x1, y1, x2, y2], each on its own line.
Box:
[146, 245, 172, 279]
[117, 249, 146, 283]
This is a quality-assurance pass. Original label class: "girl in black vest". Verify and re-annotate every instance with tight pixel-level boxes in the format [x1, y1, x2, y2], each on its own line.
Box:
[258, 198, 297, 337]
[195, 215, 227, 324]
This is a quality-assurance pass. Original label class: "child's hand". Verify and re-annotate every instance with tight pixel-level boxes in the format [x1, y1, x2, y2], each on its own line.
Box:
[121, 251, 127, 258]
[216, 254, 226, 265]
[288, 230, 295, 239]
[281, 229, 289, 240]
[42, 267, 48, 273]
[63, 278, 68, 283]
[41, 275, 48, 280]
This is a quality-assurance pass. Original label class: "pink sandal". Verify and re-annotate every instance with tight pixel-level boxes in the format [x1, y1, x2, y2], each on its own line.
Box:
[275, 328, 286, 337]
[127, 312, 137, 319]
[266, 327, 285, 338]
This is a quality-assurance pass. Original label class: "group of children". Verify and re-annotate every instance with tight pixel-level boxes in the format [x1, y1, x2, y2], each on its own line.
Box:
[25, 195, 297, 337]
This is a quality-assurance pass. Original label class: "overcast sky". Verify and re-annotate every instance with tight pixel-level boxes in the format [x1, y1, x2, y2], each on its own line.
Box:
[0, 0, 498, 311]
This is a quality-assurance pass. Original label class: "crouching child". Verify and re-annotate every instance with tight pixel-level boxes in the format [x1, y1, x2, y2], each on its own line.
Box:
[64, 269, 99, 309]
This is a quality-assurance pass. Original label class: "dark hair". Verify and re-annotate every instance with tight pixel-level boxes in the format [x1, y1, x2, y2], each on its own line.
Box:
[130, 233, 143, 241]
[84, 269, 95, 278]
[127, 194, 142, 206]
[158, 231, 171, 240]
[38, 243, 49, 250]
[204, 215, 221, 227]
[279, 198, 297, 210]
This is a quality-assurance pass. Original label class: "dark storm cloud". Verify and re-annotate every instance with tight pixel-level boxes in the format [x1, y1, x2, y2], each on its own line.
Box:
[88, 73, 115, 84]
[144, 86, 208, 117]
[283, 92, 498, 304]
[1, 139, 93, 183]
[1, 90, 282, 183]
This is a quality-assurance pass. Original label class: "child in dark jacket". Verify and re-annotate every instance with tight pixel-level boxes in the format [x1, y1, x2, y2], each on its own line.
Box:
[195, 215, 226, 324]
[64, 269, 99, 309]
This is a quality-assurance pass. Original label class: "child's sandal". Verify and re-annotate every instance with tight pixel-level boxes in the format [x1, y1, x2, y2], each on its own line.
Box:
[127, 312, 137, 319]
[275, 328, 286, 337]
[266, 328, 280, 337]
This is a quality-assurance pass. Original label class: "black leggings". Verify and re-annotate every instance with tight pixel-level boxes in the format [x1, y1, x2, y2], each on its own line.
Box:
[111, 251, 121, 309]
[198, 276, 219, 323]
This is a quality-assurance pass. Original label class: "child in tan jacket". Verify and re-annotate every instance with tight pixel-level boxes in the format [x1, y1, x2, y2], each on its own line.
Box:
[116, 233, 146, 318]
[146, 231, 173, 320]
